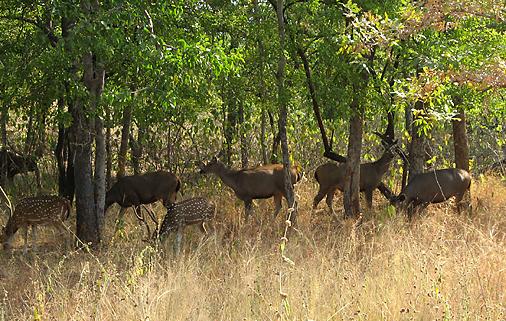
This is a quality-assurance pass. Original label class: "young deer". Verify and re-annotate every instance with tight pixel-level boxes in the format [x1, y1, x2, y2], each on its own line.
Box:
[154, 197, 216, 255]
[1, 195, 71, 252]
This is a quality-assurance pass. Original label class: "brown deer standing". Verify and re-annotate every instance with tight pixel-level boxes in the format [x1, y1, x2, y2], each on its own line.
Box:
[1, 195, 71, 252]
[313, 133, 399, 216]
[199, 156, 302, 219]
[105, 171, 181, 236]
[390, 168, 472, 218]
[154, 197, 216, 255]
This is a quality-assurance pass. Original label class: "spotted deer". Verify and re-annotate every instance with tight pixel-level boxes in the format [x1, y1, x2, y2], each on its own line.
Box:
[1, 195, 71, 251]
[154, 197, 216, 255]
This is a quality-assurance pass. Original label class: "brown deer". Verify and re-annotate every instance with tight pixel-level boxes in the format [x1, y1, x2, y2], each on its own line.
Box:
[1, 195, 71, 251]
[0, 148, 40, 187]
[313, 133, 399, 215]
[199, 156, 302, 219]
[154, 197, 216, 255]
[390, 168, 472, 218]
[105, 171, 181, 234]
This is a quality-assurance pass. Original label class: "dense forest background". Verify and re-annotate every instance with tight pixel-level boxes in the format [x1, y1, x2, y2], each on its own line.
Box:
[0, 1, 505, 319]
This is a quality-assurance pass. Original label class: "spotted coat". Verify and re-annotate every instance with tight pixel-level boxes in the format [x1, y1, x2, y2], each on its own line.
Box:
[1, 195, 71, 248]
[158, 197, 215, 238]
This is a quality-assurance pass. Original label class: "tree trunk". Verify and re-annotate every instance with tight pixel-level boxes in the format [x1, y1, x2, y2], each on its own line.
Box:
[268, 111, 281, 163]
[255, 0, 268, 165]
[130, 124, 145, 175]
[408, 100, 426, 182]
[0, 106, 7, 186]
[55, 98, 75, 203]
[238, 101, 249, 169]
[343, 100, 363, 218]
[452, 107, 470, 171]
[401, 104, 412, 189]
[74, 50, 105, 247]
[105, 108, 112, 189]
[72, 99, 100, 247]
[117, 105, 132, 178]
[260, 108, 268, 165]
[275, 0, 296, 223]
[94, 115, 106, 232]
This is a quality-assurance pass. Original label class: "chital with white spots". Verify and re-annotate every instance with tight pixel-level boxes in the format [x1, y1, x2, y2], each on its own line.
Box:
[1, 195, 71, 251]
[156, 197, 216, 254]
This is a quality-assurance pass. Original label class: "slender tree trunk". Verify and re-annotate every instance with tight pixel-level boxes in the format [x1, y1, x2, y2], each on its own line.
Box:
[94, 114, 106, 232]
[452, 106, 470, 171]
[408, 100, 426, 182]
[268, 111, 281, 163]
[117, 105, 132, 178]
[260, 108, 268, 165]
[255, 0, 268, 165]
[0, 106, 7, 186]
[238, 101, 249, 168]
[275, 0, 296, 222]
[105, 108, 112, 189]
[343, 98, 363, 218]
[24, 106, 34, 155]
[130, 124, 145, 175]
[401, 104, 412, 189]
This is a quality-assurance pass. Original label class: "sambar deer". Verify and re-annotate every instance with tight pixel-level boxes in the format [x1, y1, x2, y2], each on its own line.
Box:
[1, 195, 71, 252]
[313, 132, 400, 215]
[199, 156, 302, 219]
[105, 171, 181, 235]
[390, 168, 472, 218]
[0, 148, 40, 187]
[154, 197, 216, 255]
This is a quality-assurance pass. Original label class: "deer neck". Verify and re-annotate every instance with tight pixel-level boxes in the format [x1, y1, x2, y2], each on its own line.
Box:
[374, 149, 395, 175]
[212, 164, 240, 192]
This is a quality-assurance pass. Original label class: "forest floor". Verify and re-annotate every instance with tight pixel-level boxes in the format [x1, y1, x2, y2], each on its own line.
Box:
[0, 175, 505, 320]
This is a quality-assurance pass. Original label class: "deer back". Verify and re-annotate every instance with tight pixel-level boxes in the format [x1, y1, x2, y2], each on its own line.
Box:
[159, 197, 215, 235]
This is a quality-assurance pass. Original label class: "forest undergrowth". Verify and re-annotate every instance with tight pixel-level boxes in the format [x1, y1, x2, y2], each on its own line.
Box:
[0, 175, 505, 320]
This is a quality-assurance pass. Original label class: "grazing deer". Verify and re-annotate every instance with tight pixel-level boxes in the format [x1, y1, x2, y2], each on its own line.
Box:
[390, 168, 472, 218]
[199, 156, 302, 219]
[1, 195, 71, 251]
[154, 197, 216, 255]
[313, 133, 399, 215]
[105, 171, 181, 232]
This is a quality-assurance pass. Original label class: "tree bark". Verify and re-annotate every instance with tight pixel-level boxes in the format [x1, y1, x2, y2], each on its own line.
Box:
[238, 101, 249, 169]
[72, 98, 100, 247]
[452, 99, 469, 171]
[255, 0, 268, 165]
[129, 124, 145, 175]
[117, 104, 132, 178]
[94, 114, 106, 232]
[343, 99, 363, 218]
[105, 108, 112, 189]
[0, 106, 7, 186]
[275, 0, 296, 223]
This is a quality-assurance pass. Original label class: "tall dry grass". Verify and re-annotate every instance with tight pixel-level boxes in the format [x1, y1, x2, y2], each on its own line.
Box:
[0, 176, 505, 320]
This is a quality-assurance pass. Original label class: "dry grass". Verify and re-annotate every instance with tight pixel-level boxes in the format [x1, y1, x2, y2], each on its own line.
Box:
[1, 176, 505, 320]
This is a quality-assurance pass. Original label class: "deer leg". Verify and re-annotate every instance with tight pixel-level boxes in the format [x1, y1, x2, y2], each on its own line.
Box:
[273, 194, 283, 217]
[115, 207, 127, 231]
[244, 200, 253, 221]
[22, 226, 29, 254]
[364, 189, 373, 209]
[313, 189, 326, 210]
[174, 225, 184, 256]
[31, 226, 37, 252]
[134, 206, 151, 240]
[325, 189, 338, 218]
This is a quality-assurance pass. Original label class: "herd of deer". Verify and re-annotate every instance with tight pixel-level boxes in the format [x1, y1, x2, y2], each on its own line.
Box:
[0, 137, 472, 254]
